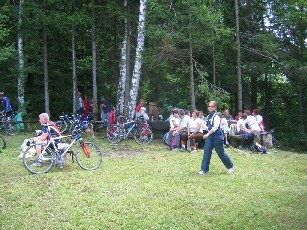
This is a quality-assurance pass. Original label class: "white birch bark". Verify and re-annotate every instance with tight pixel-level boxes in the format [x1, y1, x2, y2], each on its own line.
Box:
[117, 30, 127, 114]
[17, 0, 25, 113]
[117, 0, 128, 114]
[128, 0, 147, 119]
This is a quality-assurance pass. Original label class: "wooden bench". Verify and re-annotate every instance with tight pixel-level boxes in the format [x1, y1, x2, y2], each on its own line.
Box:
[228, 135, 245, 147]
[229, 132, 273, 149]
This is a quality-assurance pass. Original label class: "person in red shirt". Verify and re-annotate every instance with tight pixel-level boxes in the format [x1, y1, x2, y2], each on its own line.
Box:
[83, 95, 90, 119]
[135, 99, 145, 113]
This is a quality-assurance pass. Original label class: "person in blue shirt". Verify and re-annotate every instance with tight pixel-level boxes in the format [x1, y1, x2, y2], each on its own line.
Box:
[0, 92, 13, 120]
[199, 101, 234, 175]
[99, 96, 111, 127]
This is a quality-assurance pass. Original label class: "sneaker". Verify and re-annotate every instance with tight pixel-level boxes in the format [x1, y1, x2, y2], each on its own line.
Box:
[198, 170, 208, 175]
[172, 148, 178, 151]
[31, 161, 41, 167]
[180, 147, 186, 152]
[190, 149, 197, 154]
[227, 166, 234, 173]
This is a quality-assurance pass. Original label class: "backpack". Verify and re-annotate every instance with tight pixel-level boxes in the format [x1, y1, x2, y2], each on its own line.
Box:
[251, 142, 267, 154]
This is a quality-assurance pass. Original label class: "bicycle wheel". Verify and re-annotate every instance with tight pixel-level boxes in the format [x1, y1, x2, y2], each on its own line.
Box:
[56, 119, 67, 133]
[75, 142, 102, 170]
[107, 124, 123, 143]
[0, 134, 6, 150]
[5, 121, 20, 135]
[23, 145, 55, 174]
[134, 127, 153, 145]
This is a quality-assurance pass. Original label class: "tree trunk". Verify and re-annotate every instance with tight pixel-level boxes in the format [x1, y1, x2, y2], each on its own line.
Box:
[189, 27, 195, 110]
[43, 22, 50, 115]
[17, 0, 25, 113]
[128, 0, 147, 119]
[72, 0, 77, 113]
[235, 0, 242, 111]
[91, 0, 98, 118]
[118, 0, 128, 114]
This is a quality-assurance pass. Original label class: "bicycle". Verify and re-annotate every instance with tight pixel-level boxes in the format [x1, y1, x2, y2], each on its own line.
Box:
[270, 129, 284, 149]
[56, 112, 94, 134]
[22, 124, 103, 174]
[0, 133, 6, 150]
[107, 115, 153, 145]
[0, 111, 20, 135]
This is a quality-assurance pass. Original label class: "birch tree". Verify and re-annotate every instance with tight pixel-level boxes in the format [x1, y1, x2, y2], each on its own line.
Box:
[117, 0, 128, 114]
[17, 0, 25, 113]
[127, 0, 147, 119]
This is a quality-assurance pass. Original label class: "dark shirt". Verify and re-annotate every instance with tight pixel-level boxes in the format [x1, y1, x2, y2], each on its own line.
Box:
[100, 99, 111, 113]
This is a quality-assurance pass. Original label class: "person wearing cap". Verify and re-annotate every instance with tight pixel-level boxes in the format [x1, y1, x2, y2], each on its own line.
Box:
[136, 106, 149, 121]
[0, 92, 13, 120]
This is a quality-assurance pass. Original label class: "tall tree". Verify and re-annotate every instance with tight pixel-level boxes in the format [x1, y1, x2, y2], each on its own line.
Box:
[127, 0, 147, 119]
[17, 0, 25, 113]
[43, 0, 50, 115]
[91, 0, 98, 117]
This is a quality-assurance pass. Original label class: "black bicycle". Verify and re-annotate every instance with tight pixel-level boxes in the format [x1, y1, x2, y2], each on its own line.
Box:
[0, 134, 6, 150]
[56, 112, 94, 134]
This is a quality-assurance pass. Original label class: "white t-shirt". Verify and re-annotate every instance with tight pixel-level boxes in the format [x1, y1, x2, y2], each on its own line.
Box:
[189, 117, 203, 133]
[236, 118, 244, 132]
[254, 114, 264, 131]
[179, 115, 190, 131]
[169, 116, 179, 129]
[220, 117, 230, 131]
[244, 115, 261, 133]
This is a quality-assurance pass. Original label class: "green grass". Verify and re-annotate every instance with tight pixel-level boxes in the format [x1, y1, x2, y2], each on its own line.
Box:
[0, 131, 306, 229]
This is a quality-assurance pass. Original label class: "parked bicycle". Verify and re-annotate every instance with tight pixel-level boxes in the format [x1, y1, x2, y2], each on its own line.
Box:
[55, 112, 76, 133]
[0, 134, 6, 150]
[22, 124, 103, 174]
[107, 115, 153, 145]
[0, 111, 20, 135]
[56, 112, 94, 134]
[269, 129, 284, 149]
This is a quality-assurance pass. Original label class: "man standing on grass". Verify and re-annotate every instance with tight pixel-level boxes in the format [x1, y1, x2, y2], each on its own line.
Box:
[199, 101, 234, 175]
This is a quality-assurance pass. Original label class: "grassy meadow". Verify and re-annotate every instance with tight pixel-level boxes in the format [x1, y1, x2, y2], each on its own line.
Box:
[0, 131, 306, 229]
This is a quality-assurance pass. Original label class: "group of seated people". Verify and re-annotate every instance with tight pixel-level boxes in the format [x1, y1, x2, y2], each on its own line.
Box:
[234, 109, 264, 149]
[165, 107, 265, 152]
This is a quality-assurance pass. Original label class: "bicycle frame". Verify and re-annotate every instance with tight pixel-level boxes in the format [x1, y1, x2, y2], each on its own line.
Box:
[107, 116, 153, 145]
[23, 124, 103, 174]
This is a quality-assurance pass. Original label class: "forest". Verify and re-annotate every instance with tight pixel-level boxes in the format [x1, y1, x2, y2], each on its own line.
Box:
[0, 0, 306, 149]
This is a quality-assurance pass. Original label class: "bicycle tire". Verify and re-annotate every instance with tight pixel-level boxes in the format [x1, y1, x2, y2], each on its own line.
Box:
[134, 127, 153, 145]
[0, 134, 6, 149]
[5, 121, 20, 135]
[107, 124, 123, 143]
[23, 145, 55, 174]
[56, 119, 68, 133]
[75, 142, 103, 170]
